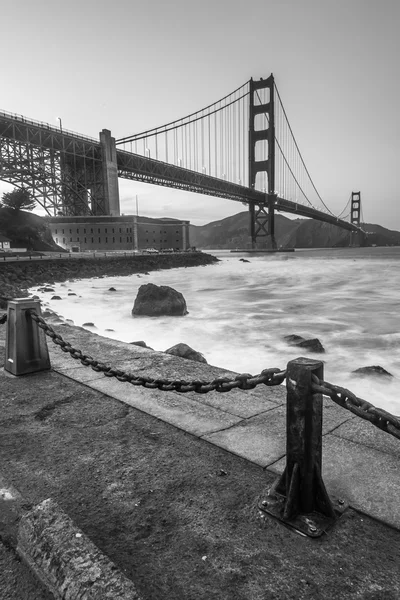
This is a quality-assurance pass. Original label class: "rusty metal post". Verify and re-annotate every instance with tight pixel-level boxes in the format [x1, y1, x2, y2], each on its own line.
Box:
[259, 357, 346, 537]
[4, 299, 51, 376]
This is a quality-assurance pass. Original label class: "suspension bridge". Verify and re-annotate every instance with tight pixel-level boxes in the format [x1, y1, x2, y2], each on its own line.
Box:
[0, 75, 364, 247]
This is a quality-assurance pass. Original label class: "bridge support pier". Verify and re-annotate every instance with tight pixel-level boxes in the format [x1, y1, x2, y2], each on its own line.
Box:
[99, 129, 120, 216]
[249, 197, 277, 249]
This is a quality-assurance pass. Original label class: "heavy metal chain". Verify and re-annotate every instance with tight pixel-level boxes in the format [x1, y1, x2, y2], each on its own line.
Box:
[311, 374, 400, 440]
[0, 313, 7, 325]
[28, 310, 287, 393]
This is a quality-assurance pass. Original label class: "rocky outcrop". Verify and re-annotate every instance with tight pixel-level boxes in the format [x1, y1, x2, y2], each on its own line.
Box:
[352, 365, 393, 378]
[132, 283, 188, 317]
[165, 343, 207, 363]
[284, 335, 325, 353]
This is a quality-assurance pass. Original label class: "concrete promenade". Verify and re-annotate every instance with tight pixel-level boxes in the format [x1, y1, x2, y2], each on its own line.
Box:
[0, 317, 399, 598]
[23, 319, 400, 530]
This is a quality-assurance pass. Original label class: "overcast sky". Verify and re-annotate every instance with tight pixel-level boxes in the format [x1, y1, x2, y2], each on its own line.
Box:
[1, 0, 399, 228]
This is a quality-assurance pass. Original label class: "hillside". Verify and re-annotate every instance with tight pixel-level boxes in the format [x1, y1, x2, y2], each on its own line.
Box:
[189, 211, 400, 249]
[0, 208, 63, 251]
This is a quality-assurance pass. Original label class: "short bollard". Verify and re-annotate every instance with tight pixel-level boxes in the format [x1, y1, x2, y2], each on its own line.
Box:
[259, 357, 347, 537]
[4, 299, 51, 376]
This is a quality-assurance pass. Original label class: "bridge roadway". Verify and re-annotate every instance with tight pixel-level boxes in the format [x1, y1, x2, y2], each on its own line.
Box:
[0, 111, 361, 233]
[117, 149, 361, 233]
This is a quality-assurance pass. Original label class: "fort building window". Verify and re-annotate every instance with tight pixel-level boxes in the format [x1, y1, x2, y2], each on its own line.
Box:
[63, 238, 65, 243]
[105, 237, 108, 243]
[55, 229, 57, 234]
[90, 228, 93, 234]
[112, 237, 115, 243]
[105, 228, 107, 233]
[98, 228, 100, 234]
[98, 237, 101, 243]
[84, 238, 86, 243]
[62, 229, 64, 234]
[56, 238, 58, 243]
[112, 228, 114, 234]
[84, 229, 86, 234]
[77, 229, 79, 234]
[92, 238, 94, 243]
[70, 237, 72, 242]
[69, 229, 72, 234]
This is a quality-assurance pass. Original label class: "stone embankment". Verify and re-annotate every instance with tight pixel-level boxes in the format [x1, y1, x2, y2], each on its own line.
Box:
[0, 253, 218, 308]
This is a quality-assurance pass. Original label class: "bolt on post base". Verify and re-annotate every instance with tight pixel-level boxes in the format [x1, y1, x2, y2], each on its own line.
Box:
[258, 472, 348, 538]
[259, 357, 348, 537]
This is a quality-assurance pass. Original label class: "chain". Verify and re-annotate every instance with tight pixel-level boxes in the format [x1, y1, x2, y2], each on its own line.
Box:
[28, 310, 287, 393]
[0, 313, 7, 325]
[311, 374, 400, 440]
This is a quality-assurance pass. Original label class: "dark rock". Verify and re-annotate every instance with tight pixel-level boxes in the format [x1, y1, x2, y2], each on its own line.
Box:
[132, 283, 188, 317]
[68, 292, 77, 296]
[296, 338, 325, 353]
[283, 335, 325, 353]
[108, 287, 117, 292]
[284, 334, 306, 345]
[43, 287, 55, 292]
[130, 341, 154, 350]
[352, 365, 393, 378]
[165, 343, 207, 363]
[82, 322, 96, 327]
[51, 295, 62, 300]
[105, 328, 115, 332]
[239, 259, 250, 263]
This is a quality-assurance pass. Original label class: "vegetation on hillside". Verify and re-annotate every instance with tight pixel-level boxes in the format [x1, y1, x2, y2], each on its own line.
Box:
[0, 188, 36, 212]
[0, 206, 62, 252]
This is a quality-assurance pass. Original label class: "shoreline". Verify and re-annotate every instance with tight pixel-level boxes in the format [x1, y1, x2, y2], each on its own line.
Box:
[0, 252, 219, 309]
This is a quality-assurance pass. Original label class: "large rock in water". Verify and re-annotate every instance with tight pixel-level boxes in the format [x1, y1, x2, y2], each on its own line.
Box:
[165, 343, 207, 363]
[132, 283, 188, 317]
[283, 334, 325, 353]
[352, 365, 393, 378]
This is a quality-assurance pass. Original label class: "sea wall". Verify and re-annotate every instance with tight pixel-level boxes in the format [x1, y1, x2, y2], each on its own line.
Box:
[0, 253, 218, 308]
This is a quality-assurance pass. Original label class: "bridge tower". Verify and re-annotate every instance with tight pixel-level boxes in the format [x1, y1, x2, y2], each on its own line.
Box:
[350, 191, 361, 246]
[248, 74, 277, 249]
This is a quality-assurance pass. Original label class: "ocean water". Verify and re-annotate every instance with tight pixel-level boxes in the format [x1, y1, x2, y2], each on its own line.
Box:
[32, 246, 400, 416]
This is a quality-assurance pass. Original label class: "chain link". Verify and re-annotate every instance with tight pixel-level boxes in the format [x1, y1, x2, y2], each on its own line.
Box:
[0, 313, 7, 325]
[311, 374, 400, 440]
[28, 310, 287, 393]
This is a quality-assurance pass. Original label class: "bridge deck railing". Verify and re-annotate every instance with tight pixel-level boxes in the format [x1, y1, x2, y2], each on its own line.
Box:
[0, 109, 98, 144]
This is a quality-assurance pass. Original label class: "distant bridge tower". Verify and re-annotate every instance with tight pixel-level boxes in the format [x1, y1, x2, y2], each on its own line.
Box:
[248, 74, 277, 249]
[350, 191, 361, 246]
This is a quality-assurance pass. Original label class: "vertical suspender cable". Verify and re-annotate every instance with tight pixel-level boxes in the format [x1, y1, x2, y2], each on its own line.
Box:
[208, 112, 211, 175]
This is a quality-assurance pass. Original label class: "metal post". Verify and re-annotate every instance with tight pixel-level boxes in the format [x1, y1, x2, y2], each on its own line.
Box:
[4, 299, 51, 376]
[259, 357, 347, 537]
